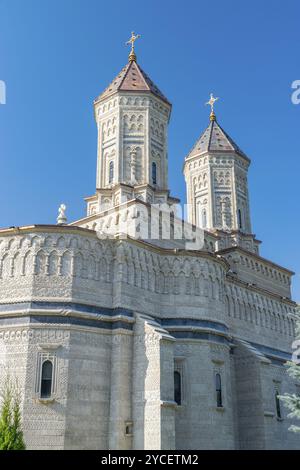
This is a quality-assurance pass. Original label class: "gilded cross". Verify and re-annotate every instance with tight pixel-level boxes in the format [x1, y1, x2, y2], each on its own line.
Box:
[126, 31, 141, 61]
[206, 93, 219, 113]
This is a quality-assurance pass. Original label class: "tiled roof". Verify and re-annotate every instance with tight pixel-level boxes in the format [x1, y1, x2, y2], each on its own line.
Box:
[187, 119, 248, 160]
[95, 60, 171, 105]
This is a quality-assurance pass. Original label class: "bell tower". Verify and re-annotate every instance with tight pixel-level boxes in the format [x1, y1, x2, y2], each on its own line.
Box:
[86, 32, 174, 216]
[184, 95, 260, 253]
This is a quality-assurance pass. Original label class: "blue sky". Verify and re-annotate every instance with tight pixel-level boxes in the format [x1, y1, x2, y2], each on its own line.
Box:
[0, 0, 299, 299]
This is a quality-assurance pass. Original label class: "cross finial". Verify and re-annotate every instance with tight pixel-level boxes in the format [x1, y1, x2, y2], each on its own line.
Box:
[126, 31, 141, 62]
[57, 204, 67, 225]
[206, 93, 219, 121]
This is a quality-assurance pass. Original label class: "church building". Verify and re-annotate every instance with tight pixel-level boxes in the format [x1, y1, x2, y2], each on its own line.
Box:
[0, 33, 299, 450]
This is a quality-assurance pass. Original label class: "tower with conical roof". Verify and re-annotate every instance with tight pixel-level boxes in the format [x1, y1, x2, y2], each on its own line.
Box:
[184, 95, 260, 253]
[86, 32, 175, 217]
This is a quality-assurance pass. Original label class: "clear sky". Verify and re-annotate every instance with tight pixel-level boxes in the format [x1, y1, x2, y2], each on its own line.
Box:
[0, 0, 299, 299]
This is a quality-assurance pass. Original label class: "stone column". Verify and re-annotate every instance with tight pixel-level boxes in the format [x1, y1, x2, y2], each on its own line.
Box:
[108, 331, 133, 450]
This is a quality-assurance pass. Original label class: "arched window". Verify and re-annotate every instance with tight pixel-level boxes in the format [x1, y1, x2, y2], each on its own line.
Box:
[41, 360, 53, 399]
[109, 161, 114, 184]
[152, 162, 157, 185]
[202, 209, 207, 229]
[238, 209, 243, 229]
[216, 373, 223, 407]
[275, 391, 282, 419]
[174, 371, 182, 405]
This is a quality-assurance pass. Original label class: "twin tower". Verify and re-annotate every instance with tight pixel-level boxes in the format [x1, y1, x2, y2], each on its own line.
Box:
[86, 33, 258, 254]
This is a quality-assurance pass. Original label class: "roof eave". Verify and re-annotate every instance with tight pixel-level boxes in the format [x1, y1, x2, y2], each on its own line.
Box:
[94, 88, 172, 107]
[183, 149, 251, 170]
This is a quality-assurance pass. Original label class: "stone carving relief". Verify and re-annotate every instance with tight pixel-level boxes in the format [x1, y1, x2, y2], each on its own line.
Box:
[193, 172, 208, 192]
[150, 118, 165, 143]
[236, 172, 247, 194]
[123, 114, 144, 134]
[119, 96, 148, 107]
[0, 231, 295, 340]
[97, 98, 118, 116]
[216, 196, 232, 229]
[225, 282, 296, 337]
[0, 233, 114, 288]
[214, 170, 231, 187]
[125, 146, 143, 184]
[102, 116, 117, 142]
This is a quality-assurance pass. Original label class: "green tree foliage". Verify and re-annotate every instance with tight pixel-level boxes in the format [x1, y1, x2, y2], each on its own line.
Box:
[280, 319, 300, 433]
[0, 376, 26, 450]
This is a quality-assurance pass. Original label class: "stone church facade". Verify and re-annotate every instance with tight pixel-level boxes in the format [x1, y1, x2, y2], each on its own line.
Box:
[0, 39, 299, 450]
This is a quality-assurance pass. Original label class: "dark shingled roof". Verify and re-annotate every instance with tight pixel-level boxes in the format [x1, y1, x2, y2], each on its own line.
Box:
[187, 119, 249, 160]
[95, 60, 171, 105]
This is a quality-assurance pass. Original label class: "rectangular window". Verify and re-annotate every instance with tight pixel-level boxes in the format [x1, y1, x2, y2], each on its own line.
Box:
[174, 358, 185, 406]
[273, 380, 283, 420]
[35, 351, 58, 400]
[275, 391, 281, 419]
[216, 373, 223, 408]
[174, 370, 181, 405]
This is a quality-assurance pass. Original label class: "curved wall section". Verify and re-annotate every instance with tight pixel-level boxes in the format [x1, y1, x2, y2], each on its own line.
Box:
[0, 229, 114, 307]
[0, 227, 228, 325]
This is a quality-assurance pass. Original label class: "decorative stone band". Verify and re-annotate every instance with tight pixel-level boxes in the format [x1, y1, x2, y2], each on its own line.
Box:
[160, 317, 231, 345]
[234, 338, 292, 365]
[0, 301, 294, 362]
[170, 331, 231, 346]
[249, 340, 292, 364]
[0, 301, 134, 331]
[161, 317, 228, 333]
[0, 316, 134, 332]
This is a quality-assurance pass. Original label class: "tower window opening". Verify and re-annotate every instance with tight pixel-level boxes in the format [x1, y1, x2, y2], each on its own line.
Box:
[202, 209, 207, 229]
[40, 360, 53, 399]
[109, 161, 114, 184]
[152, 162, 157, 185]
[238, 209, 243, 229]
[216, 373, 223, 408]
[174, 370, 182, 405]
[275, 391, 282, 419]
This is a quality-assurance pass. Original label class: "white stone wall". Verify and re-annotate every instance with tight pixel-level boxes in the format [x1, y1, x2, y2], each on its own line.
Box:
[174, 341, 236, 449]
[233, 340, 300, 449]
[222, 249, 292, 298]
[225, 280, 295, 352]
[132, 314, 175, 450]
[0, 230, 114, 307]
[261, 362, 300, 449]
[63, 328, 114, 450]
[0, 227, 298, 449]
[0, 326, 70, 450]
[108, 331, 133, 450]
